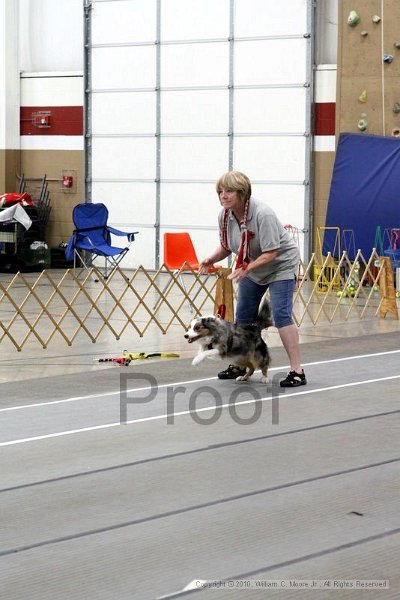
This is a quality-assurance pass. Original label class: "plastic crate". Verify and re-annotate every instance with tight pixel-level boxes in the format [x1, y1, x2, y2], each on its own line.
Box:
[18, 246, 51, 268]
[0, 230, 17, 243]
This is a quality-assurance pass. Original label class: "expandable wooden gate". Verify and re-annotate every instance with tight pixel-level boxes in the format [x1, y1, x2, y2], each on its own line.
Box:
[0, 251, 397, 351]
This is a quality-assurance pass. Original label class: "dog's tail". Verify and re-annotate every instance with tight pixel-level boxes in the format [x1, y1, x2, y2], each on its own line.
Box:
[254, 300, 273, 329]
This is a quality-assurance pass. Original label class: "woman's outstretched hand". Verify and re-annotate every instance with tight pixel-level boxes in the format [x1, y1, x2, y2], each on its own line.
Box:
[228, 266, 248, 281]
[199, 257, 214, 272]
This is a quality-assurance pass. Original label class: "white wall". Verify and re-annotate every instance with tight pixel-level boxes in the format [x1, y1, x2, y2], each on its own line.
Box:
[315, 0, 338, 65]
[0, 0, 20, 150]
[17, 0, 338, 74]
[19, 0, 83, 72]
[12, 0, 339, 270]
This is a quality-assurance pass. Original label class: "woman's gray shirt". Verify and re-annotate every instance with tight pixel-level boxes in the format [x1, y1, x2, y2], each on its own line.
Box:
[218, 197, 300, 285]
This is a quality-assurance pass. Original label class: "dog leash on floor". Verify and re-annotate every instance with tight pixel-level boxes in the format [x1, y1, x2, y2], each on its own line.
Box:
[123, 351, 180, 360]
[97, 357, 131, 366]
[95, 351, 180, 366]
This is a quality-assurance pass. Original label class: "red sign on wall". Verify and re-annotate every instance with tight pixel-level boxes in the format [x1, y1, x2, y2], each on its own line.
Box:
[20, 106, 83, 136]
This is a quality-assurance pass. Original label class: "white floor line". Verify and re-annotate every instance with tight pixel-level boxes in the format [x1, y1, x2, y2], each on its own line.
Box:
[1, 348, 400, 413]
[1, 374, 400, 447]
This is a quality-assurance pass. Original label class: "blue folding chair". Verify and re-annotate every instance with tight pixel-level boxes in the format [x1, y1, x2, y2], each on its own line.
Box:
[65, 203, 138, 279]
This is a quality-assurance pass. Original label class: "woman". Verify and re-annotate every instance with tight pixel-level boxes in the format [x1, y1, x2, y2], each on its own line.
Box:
[200, 171, 306, 387]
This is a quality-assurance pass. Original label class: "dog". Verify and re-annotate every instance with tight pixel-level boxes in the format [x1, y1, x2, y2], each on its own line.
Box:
[184, 301, 272, 383]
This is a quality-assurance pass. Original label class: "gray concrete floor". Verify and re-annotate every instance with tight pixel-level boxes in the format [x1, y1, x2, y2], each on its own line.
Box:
[1, 305, 400, 598]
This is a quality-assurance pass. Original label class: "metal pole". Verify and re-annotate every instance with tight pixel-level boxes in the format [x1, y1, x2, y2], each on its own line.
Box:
[155, 0, 161, 269]
[228, 0, 234, 172]
[304, 0, 316, 264]
[84, 0, 92, 204]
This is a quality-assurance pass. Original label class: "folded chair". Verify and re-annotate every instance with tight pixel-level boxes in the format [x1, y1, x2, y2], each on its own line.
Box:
[155, 232, 222, 311]
[65, 203, 138, 279]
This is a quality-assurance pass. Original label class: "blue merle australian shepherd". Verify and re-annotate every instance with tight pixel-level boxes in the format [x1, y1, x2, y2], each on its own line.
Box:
[184, 301, 272, 383]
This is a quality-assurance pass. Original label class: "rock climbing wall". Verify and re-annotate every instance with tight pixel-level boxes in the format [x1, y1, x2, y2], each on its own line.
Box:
[337, 0, 400, 137]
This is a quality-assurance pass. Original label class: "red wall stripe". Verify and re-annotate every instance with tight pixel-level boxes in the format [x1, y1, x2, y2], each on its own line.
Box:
[20, 106, 83, 136]
[20, 103, 335, 137]
[315, 102, 336, 136]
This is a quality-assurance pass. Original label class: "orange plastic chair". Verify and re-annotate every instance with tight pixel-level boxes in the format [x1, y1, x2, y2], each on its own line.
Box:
[163, 232, 220, 272]
[156, 232, 221, 311]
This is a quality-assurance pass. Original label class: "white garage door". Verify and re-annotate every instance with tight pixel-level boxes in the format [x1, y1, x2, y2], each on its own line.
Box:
[85, 0, 313, 269]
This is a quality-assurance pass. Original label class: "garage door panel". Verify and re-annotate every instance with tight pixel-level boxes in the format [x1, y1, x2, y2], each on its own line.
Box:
[92, 46, 156, 89]
[92, 93, 156, 134]
[161, 138, 229, 180]
[92, 138, 156, 179]
[87, 0, 311, 269]
[161, 90, 229, 134]
[91, 0, 156, 45]
[109, 227, 155, 270]
[235, 88, 306, 133]
[251, 184, 306, 229]
[234, 137, 306, 181]
[92, 182, 156, 225]
[235, 39, 307, 85]
[235, 0, 308, 37]
[161, 0, 230, 40]
[161, 43, 229, 88]
[131, 231, 155, 269]
[159, 183, 221, 228]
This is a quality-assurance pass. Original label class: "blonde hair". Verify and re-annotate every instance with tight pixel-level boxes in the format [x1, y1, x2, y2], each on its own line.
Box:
[216, 171, 252, 204]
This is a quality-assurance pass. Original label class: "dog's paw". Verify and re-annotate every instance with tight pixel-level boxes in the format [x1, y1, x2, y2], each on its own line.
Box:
[260, 375, 269, 384]
[236, 375, 249, 382]
[191, 355, 202, 366]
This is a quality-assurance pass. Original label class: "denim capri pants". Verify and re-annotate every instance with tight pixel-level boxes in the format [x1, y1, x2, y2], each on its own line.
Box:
[235, 276, 296, 328]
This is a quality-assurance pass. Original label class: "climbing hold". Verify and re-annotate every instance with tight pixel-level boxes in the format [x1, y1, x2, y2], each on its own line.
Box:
[394, 42, 400, 49]
[384, 54, 394, 63]
[392, 128, 400, 137]
[358, 90, 367, 103]
[372, 15, 381, 23]
[360, 30, 368, 37]
[393, 102, 400, 114]
[347, 10, 360, 26]
[357, 118, 368, 131]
